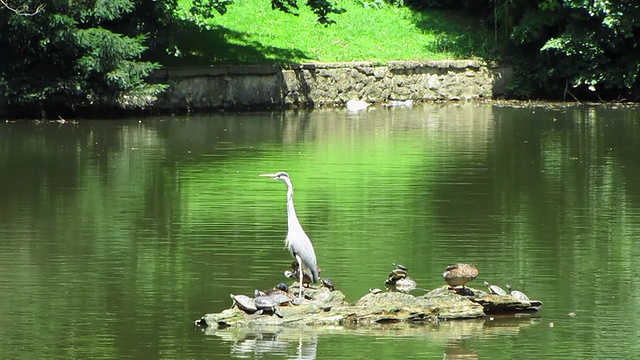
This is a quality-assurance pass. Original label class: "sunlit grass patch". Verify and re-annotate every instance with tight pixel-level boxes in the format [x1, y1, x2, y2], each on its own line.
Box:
[172, 0, 494, 64]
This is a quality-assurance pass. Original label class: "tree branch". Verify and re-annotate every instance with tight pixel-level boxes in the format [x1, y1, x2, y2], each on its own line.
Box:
[1, 0, 44, 16]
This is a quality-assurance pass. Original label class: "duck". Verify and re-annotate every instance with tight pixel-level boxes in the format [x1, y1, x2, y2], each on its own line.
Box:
[443, 263, 478, 293]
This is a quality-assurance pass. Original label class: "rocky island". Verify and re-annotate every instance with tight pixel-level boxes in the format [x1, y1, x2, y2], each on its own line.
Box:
[195, 264, 542, 330]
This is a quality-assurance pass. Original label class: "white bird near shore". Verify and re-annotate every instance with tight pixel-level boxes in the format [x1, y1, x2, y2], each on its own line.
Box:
[383, 100, 414, 108]
[346, 99, 370, 112]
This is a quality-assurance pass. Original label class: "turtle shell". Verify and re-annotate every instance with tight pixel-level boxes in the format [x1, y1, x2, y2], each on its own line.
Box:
[393, 263, 408, 271]
[506, 285, 530, 301]
[230, 294, 257, 313]
[321, 278, 335, 291]
[484, 281, 507, 296]
[254, 296, 279, 309]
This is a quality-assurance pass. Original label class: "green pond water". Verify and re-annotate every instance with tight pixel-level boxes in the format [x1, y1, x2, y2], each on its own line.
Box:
[1, 104, 640, 359]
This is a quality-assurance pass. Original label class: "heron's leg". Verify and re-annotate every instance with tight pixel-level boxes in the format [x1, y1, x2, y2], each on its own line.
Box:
[295, 255, 303, 300]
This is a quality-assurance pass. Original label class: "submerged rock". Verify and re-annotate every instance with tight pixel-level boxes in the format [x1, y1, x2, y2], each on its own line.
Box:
[196, 285, 542, 330]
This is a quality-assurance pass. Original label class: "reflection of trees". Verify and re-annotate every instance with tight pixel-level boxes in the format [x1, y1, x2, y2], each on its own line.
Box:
[421, 105, 640, 358]
[0, 121, 187, 358]
[205, 318, 537, 359]
[2, 106, 639, 358]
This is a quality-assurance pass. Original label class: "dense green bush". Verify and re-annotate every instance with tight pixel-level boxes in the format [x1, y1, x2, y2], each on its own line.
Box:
[513, 0, 640, 99]
[0, 1, 174, 116]
[0, 0, 343, 117]
[422, 0, 640, 99]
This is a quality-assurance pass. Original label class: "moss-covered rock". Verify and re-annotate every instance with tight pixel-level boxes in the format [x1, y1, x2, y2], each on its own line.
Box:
[195, 285, 542, 329]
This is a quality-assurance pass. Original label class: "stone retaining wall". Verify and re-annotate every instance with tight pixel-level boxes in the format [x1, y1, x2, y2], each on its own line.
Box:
[152, 60, 511, 111]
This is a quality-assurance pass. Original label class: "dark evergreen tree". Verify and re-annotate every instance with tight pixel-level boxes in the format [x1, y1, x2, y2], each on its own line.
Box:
[1, 0, 170, 116]
[1, 0, 343, 117]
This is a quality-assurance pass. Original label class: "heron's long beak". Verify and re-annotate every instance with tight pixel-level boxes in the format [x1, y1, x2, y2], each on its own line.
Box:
[259, 173, 277, 178]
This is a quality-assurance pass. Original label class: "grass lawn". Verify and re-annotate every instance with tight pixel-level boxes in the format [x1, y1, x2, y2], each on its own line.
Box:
[172, 0, 495, 65]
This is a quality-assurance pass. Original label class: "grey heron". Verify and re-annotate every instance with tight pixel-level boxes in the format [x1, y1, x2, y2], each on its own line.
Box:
[260, 172, 319, 300]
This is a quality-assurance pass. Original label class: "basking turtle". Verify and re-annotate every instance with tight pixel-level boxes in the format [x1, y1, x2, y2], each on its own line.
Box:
[284, 269, 313, 287]
[270, 293, 296, 306]
[386, 269, 408, 285]
[443, 263, 478, 294]
[284, 270, 295, 279]
[230, 294, 257, 314]
[276, 282, 288, 292]
[254, 296, 284, 318]
[483, 281, 508, 296]
[388, 268, 408, 278]
[254, 289, 294, 305]
[393, 263, 408, 271]
[255, 283, 291, 298]
[506, 284, 530, 301]
[321, 278, 335, 291]
[286, 261, 320, 288]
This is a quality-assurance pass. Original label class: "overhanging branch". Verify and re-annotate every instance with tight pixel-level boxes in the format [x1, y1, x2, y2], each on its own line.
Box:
[1, 0, 44, 16]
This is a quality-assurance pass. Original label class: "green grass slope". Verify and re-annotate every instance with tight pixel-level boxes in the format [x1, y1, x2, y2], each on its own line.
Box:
[173, 0, 494, 65]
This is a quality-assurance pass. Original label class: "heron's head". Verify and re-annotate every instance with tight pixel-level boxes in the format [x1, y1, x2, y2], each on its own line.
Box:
[259, 171, 290, 182]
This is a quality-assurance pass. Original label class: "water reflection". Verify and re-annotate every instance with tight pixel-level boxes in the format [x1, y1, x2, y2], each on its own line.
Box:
[1, 104, 640, 359]
[208, 327, 318, 359]
[204, 317, 539, 359]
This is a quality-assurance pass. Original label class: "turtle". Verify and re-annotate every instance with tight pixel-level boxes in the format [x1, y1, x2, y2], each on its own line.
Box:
[506, 284, 530, 301]
[255, 283, 291, 298]
[321, 278, 335, 291]
[276, 282, 288, 292]
[483, 281, 508, 296]
[388, 268, 408, 278]
[254, 290, 293, 305]
[269, 293, 296, 306]
[393, 263, 408, 271]
[386, 269, 408, 285]
[284, 269, 313, 287]
[443, 263, 478, 294]
[286, 261, 321, 287]
[230, 294, 257, 314]
[254, 296, 284, 318]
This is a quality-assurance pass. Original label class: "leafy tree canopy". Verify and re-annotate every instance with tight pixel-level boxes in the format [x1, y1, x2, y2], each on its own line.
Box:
[424, 0, 640, 99]
[0, 0, 344, 117]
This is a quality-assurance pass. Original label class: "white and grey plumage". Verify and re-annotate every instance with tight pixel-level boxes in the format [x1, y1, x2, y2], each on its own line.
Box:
[260, 172, 318, 299]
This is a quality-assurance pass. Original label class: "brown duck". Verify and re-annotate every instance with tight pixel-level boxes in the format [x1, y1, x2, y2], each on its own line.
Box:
[442, 263, 478, 291]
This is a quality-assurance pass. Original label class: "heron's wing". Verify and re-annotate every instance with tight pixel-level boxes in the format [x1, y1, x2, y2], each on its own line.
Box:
[286, 231, 318, 283]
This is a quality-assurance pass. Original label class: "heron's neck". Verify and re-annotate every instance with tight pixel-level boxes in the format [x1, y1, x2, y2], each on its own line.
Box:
[285, 181, 302, 231]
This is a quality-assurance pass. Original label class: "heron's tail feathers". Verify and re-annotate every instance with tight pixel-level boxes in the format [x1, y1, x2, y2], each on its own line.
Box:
[310, 267, 319, 283]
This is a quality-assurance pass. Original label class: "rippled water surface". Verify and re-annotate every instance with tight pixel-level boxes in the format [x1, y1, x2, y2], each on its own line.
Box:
[1, 104, 640, 359]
